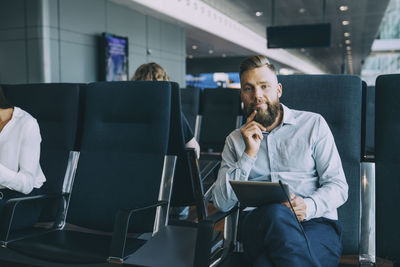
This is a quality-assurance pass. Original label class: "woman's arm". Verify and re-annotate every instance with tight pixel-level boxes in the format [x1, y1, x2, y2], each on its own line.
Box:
[0, 119, 42, 194]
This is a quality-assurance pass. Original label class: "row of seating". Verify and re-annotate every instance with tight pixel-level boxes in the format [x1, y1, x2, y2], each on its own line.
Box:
[0, 81, 220, 266]
[0, 74, 398, 266]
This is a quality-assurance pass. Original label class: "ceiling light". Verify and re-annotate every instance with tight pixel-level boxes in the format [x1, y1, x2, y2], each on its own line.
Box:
[345, 40, 351, 45]
[255, 11, 263, 16]
[299, 8, 306, 14]
[208, 49, 214, 54]
[346, 46, 351, 51]
[342, 21, 350, 26]
[339, 6, 348, 11]
[188, 55, 193, 59]
[222, 53, 227, 58]
[344, 32, 351, 37]
[192, 45, 197, 50]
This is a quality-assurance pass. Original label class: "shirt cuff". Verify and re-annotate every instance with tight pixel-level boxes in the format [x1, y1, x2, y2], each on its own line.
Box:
[304, 197, 317, 220]
[238, 152, 256, 179]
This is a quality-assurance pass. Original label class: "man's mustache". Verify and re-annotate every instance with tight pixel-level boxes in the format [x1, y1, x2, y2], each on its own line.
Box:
[249, 101, 270, 109]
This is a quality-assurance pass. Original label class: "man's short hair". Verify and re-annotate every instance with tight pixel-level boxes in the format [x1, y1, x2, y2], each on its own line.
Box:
[239, 55, 277, 78]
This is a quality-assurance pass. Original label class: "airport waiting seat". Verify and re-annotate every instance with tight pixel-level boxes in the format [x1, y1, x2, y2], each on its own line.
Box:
[0, 81, 172, 265]
[279, 75, 363, 263]
[181, 87, 219, 188]
[216, 75, 364, 266]
[169, 83, 209, 219]
[198, 88, 242, 154]
[0, 83, 80, 244]
[96, 81, 228, 267]
[197, 88, 243, 195]
[181, 87, 202, 133]
[166, 83, 235, 265]
[375, 74, 400, 265]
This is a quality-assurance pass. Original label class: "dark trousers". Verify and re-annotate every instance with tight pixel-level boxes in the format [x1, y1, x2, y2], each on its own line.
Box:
[0, 188, 42, 231]
[241, 204, 342, 267]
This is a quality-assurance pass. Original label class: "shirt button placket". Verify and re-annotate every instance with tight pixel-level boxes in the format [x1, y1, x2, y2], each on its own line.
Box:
[266, 133, 275, 182]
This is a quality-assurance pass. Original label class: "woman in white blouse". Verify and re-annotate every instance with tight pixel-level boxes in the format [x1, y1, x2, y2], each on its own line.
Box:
[0, 87, 46, 229]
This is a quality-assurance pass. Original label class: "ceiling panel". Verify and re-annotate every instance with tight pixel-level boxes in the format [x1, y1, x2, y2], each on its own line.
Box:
[187, 0, 390, 74]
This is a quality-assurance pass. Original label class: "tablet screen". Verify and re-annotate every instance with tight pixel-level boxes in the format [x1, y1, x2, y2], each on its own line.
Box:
[229, 180, 290, 207]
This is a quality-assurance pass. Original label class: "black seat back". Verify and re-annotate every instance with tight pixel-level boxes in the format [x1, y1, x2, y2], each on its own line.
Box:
[67, 81, 171, 233]
[279, 74, 362, 255]
[181, 87, 201, 131]
[199, 88, 241, 152]
[375, 74, 400, 263]
[2, 83, 80, 221]
[169, 84, 207, 217]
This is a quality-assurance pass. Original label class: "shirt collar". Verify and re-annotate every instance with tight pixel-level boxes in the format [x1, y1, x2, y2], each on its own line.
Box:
[12, 107, 23, 118]
[280, 104, 296, 125]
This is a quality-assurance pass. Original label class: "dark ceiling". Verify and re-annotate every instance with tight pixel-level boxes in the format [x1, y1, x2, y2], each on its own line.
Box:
[187, 0, 390, 74]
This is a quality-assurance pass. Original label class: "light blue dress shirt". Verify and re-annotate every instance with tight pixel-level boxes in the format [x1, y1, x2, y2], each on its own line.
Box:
[212, 104, 348, 220]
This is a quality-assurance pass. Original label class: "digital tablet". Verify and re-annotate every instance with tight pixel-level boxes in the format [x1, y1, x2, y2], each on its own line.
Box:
[229, 180, 290, 207]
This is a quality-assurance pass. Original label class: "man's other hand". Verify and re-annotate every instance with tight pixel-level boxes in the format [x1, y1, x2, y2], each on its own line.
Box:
[241, 110, 266, 158]
[281, 193, 307, 221]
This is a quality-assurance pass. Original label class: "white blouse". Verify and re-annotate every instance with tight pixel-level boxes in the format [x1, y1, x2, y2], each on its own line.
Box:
[0, 107, 46, 194]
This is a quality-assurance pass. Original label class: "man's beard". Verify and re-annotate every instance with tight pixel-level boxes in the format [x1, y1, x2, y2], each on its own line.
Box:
[245, 100, 281, 128]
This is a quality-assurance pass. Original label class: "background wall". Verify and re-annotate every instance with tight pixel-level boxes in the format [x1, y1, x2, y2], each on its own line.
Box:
[0, 0, 186, 86]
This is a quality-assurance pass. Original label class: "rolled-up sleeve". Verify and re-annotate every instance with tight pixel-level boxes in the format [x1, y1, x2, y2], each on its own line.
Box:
[306, 116, 348, 220]
[212, 136, 256, 212]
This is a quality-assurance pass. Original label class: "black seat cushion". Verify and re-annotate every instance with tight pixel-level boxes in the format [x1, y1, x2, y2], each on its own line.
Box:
[8, 230, 146, 264]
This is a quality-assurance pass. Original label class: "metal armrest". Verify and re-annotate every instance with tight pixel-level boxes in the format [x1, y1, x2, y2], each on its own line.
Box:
[0, 192, 69, 242]
[168, 207, 236, 227]
[108, 200, 168, 264]
[200, 161, 220, 183]
[360, 161, 376, 264]
[206, 207, 238, 224]
[5, 193, 68, 204]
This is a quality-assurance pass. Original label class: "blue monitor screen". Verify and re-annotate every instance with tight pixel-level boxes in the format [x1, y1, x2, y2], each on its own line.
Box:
[186, 72, 240, 88]
[101, 33, 129, 81]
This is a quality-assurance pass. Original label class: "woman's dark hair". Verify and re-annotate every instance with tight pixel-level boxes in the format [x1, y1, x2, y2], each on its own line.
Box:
[0, 86, 11, 109]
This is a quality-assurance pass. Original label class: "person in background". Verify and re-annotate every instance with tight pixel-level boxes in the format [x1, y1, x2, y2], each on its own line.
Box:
[132, 62, 200, 158]
[0, 87, 46, 230]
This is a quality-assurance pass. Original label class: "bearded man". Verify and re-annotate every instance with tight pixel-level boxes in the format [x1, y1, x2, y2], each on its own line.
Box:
[212, 55, 348, 267]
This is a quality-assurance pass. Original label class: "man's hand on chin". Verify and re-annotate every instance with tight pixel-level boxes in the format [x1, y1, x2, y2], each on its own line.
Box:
[281, 193, 307, 221]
